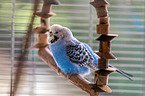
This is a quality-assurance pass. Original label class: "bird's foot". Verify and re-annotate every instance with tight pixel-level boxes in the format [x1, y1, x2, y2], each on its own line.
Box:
[67, 73, 73, 79]
[56, 67, 61, 75]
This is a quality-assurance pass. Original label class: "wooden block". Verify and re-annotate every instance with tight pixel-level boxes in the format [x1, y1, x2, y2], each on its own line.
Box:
[98, 85, 112, 93]
[33, 27, 48, 33]
[44, 12, 56, 18]
[98, 58, 108, 69]
[43, 0, 60, 5]
[30, 43, 49, 48]
[94, 67, 116, 76]
[99, 17, 110, 24]
[94, 68, 115, 85]
[97, 24, 109, 35]
[36, 11, 56, 18]
[96, 34, 118, 41]
[40, 17, 55, 29]
[95, 51, 117, 59]
[96, 7, 108, 18]
[38, 33, 49, 43]
[42, 3, 52, 13]
[99, 41, 110, 52]
[35, 3, 56, 18]
[41, 17, 50, 29]
[101, 41, 110, 52]
[95, 74, 109, 85]
[90, 0, 109, 8]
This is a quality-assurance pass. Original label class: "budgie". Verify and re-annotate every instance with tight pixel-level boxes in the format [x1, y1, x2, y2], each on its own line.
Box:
[48, 24, 133, 80]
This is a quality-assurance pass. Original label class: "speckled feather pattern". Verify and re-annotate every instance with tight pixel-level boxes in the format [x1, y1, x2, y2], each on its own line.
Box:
[66, 43, 94, 66]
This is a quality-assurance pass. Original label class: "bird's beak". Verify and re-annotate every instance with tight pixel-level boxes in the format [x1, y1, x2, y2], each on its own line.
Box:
[48, 32, 53, 37]
[50, 34, 53, 37]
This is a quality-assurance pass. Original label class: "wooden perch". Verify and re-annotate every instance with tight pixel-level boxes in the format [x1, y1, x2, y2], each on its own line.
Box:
[36, 45, 114, 95]
[31, 31, 113, 95]
[37, 47, 99, 96]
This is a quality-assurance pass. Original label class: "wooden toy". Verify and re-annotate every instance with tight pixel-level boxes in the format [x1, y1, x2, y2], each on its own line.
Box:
[12, 0, 119, 96]
[90, 0, 118, 94]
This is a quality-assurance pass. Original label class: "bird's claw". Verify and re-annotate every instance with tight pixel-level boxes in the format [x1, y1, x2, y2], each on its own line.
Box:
[67, 73, 73, 79]
[56, 67, 61, 75]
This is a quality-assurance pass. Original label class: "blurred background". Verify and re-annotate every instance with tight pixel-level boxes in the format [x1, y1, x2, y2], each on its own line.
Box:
[0, 0, 145, 96]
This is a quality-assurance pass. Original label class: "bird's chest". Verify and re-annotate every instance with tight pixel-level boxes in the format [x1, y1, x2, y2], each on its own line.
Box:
[49, 43, 68, 63]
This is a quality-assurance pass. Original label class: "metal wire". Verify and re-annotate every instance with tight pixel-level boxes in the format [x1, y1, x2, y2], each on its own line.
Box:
[88, 0, 94, 48]
[10, 0, 15, 96]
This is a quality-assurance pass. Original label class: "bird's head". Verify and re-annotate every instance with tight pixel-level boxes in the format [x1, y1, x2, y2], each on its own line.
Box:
[48, 24, 73, 44]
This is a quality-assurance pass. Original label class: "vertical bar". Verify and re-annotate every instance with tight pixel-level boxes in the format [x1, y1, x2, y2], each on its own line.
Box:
[88, 0, 94, 81]
[89, 0, 93, 47]
[143, 1, 145, 96]
[10, 0, 15, 96]
[29, 34, 35, 96]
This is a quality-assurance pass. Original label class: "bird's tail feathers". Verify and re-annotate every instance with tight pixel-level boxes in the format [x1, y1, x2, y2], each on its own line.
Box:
[116, 69, 133, 81]
[109, 64, 133, 81]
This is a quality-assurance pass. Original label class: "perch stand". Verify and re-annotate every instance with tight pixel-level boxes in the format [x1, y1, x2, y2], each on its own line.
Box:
[90, 0, 118, 94]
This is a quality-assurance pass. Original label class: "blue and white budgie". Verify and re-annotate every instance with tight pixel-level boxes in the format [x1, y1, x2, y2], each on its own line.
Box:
[48, 24, 133, 80]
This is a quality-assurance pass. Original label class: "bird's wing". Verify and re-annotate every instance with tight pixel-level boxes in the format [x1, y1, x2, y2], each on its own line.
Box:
[66, 43, 94, 67]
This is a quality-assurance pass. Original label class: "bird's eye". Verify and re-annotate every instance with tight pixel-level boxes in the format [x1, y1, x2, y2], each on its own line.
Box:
[55, 32, 59, 34]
